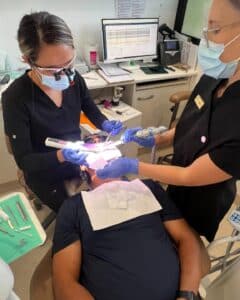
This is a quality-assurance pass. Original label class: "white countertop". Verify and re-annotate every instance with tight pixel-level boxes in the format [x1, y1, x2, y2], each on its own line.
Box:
[81, 66, 198, 89]
[81, 71, 108, 89]
[80, 101, 142, 135]
[98, 101, 142, 122]
[0, 67, 198, 98]
[131, 67, 198, 84]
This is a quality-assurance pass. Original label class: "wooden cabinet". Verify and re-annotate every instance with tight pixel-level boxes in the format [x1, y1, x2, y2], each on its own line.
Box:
[133, 78, 190, 128]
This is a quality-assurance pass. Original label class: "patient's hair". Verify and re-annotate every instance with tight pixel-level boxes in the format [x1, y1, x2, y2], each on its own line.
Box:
[17, 11, 74, 63]
[229, 0, 240, 9]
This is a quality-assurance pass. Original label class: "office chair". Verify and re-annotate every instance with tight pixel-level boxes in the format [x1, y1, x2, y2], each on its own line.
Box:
[151, 90, 191, 165]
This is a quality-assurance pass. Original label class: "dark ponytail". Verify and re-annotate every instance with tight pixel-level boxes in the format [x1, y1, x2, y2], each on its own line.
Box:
[17, 11, 74, 63]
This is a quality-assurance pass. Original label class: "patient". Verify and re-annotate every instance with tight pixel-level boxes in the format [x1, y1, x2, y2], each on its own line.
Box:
[52, 170, 210, 300]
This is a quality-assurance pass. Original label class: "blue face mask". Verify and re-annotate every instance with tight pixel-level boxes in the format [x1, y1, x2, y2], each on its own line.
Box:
[198, 35, 240, 79]
[38, 69, 75, 91]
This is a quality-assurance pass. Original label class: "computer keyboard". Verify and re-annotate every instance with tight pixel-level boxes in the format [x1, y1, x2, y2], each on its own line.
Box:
[98, 62, 130, 76]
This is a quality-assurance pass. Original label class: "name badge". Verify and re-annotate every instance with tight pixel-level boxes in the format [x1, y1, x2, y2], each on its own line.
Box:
[194, 95, 205, 110]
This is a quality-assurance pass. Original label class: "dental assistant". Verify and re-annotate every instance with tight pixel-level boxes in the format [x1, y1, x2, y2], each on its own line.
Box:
[97, 0, 240, 242]
[2, 12, 122, 212]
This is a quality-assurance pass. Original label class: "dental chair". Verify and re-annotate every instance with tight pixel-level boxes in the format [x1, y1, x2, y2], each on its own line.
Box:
[204, 255, 240, 300]
[198, 225, 240, 299]
[206, 200, 240, 275]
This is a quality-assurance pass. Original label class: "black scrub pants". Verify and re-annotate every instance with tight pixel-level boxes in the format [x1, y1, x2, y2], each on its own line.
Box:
[27, 180, 68, 212]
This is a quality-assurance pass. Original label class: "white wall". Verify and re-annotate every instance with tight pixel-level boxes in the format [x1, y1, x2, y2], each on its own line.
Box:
[0, 0, 178, 68]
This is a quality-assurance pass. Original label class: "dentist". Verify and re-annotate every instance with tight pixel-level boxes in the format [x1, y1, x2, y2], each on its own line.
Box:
[2, 12, 122, 212]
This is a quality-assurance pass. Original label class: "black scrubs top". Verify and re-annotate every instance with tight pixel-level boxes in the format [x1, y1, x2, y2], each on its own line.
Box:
[168, 75, 240, 242]
[2, 71, 106, 210]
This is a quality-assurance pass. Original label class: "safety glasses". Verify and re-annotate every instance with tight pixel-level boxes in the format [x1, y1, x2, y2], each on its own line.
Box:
[203, 21, 240, 48]
[32, 54, 76, 76]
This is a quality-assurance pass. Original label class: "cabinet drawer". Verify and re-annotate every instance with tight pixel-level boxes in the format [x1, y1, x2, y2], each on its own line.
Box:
[134, 80, 190, 128]
[134, 90, 160, 128]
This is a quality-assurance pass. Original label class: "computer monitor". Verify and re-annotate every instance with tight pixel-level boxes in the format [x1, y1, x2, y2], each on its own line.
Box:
[174, 0, 211, 45]
[102, 18, 159, 64]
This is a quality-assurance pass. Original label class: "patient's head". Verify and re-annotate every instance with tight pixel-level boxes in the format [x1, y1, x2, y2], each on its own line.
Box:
[81, 167, 120, 189]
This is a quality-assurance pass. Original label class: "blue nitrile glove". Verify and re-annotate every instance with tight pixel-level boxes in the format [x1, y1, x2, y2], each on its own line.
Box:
[102, 120, 123, 136]
[62, 148, 88, 166]
[96, 157, 139, 179]
[122, 127, 155, 148]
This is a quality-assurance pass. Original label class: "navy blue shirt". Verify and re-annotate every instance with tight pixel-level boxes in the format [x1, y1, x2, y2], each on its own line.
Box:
[53, 180, 182, 300]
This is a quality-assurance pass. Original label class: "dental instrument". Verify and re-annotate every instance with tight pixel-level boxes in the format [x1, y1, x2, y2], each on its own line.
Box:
[16, 201, 28, 222]
[45, 137, 104, 153]
[14, 229, 32, 238]
[19, 225, 31, 231]
[45, 136, 123, 153]
[6, 205, 20, 226]
[105, 124, 128, 143]
[0, 206, 32, 237]
[135, 126, 168, 138]
[0, 208, 14, 229]
[105, 131, 113, 143]
[0, 226, 14, 237]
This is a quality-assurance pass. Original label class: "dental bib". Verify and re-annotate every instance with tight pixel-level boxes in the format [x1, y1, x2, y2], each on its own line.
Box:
[81, 179, 162, 231]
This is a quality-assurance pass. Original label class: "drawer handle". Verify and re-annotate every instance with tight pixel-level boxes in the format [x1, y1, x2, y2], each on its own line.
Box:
[137, 95, 154, 101]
